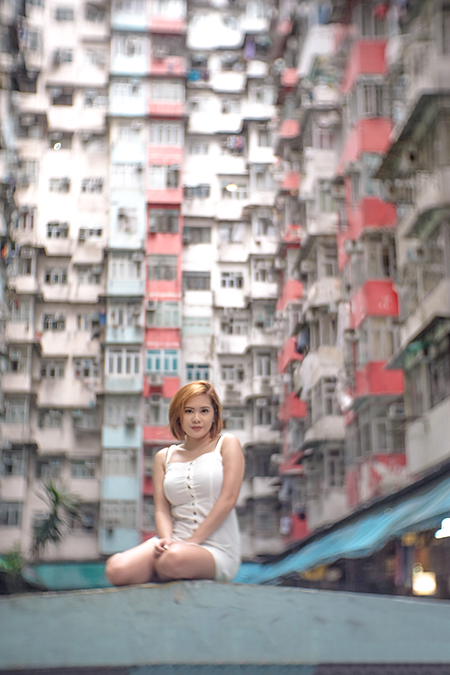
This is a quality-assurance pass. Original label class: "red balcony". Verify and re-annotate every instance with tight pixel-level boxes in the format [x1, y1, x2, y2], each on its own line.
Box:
[278, 338, 303, 375]
[276, 279, 303, 312]
[148, 101, 184, 118]
[342, 39, 387, 93]
[346, 453, 407, 509]
[337, 118, 393, 174]
[279, 392, 307, 423]
[143, 375, 180, 398]
[286, 512, 309, 543]
[345, 196, 397, 241]
[148, 147, 183, 165]
[279, 170, 300, 193]
[278, 119, 299, 140]
[351, 280, 399, 329]
[282, 224, 303, 243]
[148, 16, 186, 34]
[149, 56, 186, 77]
[280, 68, 299, 89]
[146, 186, 183, 205]
[146, 231, 182, 255]
[354, 361, 404, 399]
[143, 425, 175, 444]
[143, 475, 154, 497]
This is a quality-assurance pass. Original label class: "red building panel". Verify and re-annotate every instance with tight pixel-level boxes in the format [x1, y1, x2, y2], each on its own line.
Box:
[350, 280, 399, 329]
[146, 232, 182, 255]
[162, 376, 180, 399]
[354, 361, 404, 398]
[146, 186, 183, 204]
[148, 102, 184, 117]
[278, 337, 303, 374]
[149, 56, 187, 77]
[148, 17, 187, 34]
[280, 170, 300, 192]
[279, 392, 307, 422]
[278, 119, 300, 139]
[143, 475, 154, 497]
[342, 39, 387, 93]
[143, 425, 175, 443]
[346, 453, 407, 508]
[144, 329, 181, 350]
[147, 147, 184, 165]
[280, 68, 299, 88]
[276, 279, 303, 312]
[287, 512, 309, 543]
[345, 196, 397, 241]
[337, 118, 393, 174]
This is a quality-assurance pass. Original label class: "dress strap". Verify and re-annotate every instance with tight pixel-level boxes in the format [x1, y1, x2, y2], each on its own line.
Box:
[214, 434, 229, 455]
[165, 444, 177, 469]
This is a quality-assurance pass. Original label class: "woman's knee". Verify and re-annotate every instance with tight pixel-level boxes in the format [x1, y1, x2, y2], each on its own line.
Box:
[105, 553, 129, 586]
[154, 546, 186, 580]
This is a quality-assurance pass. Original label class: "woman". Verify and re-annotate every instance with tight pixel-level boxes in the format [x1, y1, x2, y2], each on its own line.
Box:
[105, 381, 245, 586]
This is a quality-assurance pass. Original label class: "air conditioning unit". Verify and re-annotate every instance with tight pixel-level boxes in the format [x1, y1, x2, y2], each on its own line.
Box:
[132, 252, 144, 262]
[148, 223, 158, 233]
[255, 320, 265, 328]
[255, 398, 268, 408]
[388, 402, 405, 420]
[344, 239, 364, 256]
[150, 374, 163, 386]
[125, 414, 137, 426]
[20, 247, 33, 259]
[147, 300, 157, 311]
[78, 229, 86, 241]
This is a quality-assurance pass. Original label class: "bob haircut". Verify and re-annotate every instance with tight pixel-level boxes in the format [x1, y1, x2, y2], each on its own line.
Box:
[169, 381, 223, 441]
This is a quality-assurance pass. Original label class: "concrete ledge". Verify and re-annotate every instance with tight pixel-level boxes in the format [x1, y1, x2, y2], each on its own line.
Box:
[1, 582, 450, 671]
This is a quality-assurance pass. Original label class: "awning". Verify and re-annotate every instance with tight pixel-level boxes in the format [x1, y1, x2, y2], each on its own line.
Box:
[234, 473, 450, 584]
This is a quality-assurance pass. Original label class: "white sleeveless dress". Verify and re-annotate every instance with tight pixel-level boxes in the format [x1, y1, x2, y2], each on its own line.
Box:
[163, 433, 241, 582]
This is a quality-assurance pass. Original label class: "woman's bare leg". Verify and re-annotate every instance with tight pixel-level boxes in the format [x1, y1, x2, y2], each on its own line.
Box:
[105, 538, 159, 586]
[154, 542, 216, 582]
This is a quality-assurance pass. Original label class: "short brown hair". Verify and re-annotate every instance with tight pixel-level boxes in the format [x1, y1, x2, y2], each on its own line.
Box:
[168, 381, 223, 441]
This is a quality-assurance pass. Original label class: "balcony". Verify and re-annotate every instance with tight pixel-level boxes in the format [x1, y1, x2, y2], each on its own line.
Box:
[102, 425, 141, 449]
[406, 397, 450, 476]
[338, 118, 393, 174]
[143, 425, 174, 444]
[345, 197, 396, 241]
[7, 274, 40, 295]
[2, 373, 33, 394]
[37, 378, 97, 408]
[107, 279, 145, 296]
[278, 337, 302, 374]
[276, 279, 303, 312]
[68, 478, 101, 503]
[354, 362, 404, 400]
[347, 453, 407, 509]
[250, 425, 281, 445]
[401, 167, 450, 239]
[104, 375, 143, 394]
[351, 280, 399, 330]
[242, 376, 273, 400]
[147, 101, 184, 118]
[215, 335, 247, 355]
[304, 276, 341, 312]
[279, 392, 307, 423]
[149, 56, 186, 77]
[148, 15, 186, 34]
[342, 40, 387, 93]
[399, 277, 450, 352]
[304, 415, 345, 445]
[213, 288, 247, 310]
[106, 325, 144, 345]
[146, 185, 183, 204]
[247, 326, 279, 350]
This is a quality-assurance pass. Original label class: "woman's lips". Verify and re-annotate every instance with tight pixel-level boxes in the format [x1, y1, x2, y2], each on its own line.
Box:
[192, 426, 202, 431]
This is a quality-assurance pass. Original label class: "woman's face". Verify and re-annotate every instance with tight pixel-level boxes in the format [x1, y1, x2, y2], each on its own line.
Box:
[180, 393, 215, 441]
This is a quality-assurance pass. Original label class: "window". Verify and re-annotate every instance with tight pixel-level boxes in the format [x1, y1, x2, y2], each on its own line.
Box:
[146, 349, 179, 374]
[182, 316, 212, 335]
[143, 499, 156, 531]
[109, 253, 143, 281]
[249, 84, 274, 105]
[150, 123, 182, 146]
[221, 363, 245, 382]
[186, 364, 210, 381]
[357, 317, 399, 368]
[222, 408, 244, 430]
[16, 206, 36, 231]
[106, 348, 140, 376]
[151, 81, 184, 102]
[314, 126, 335, 150]
[254, 167, 274, 192]
[84, 49, 105, 70]
[359, 3, 386, 37]
[258, 129, 272, 147]
[221, 136, 245, 155]
[74, 358, 100, 379]
[52, 49, 73, 66]
[44, 268, 67, 285]
[144, 397, 170, 426]
[325, 448, 345, 488]
[153, 35, 183, 57]
[221, 271, 243, 289]
[116, 207, 137, 234]
[254, 353, 273, 377]
[149, 209, 179, 234]
[42, 314, 66, 331]
[318, 181, 335, 213]
[219, 222, 245, 244]
[429, 338, 450, 409]
[18, 160, 38, 185]
[104, 397, 141, 426]
[47, 221, 69, 238]
[81, 178, 103, 193]
[151, 0, 184, 18]
[111, 164, 143, 189]
[350, 173, 360, 206]
[182, 227, 210, 244]
[109, 302, 141, 328]
[40, 360, 65, 379]
[115, 36, 145, 57]
[253, 259, 274, 283]
[221, 98, 240, 114]
[10, 299, 30, 323]
[101, 500, 137, 529]
[38, 409, 63, 429]
[85, 3, 106, 21]
[255, 406, 274, 426]
[317, 244, 338, 278]
[15, 258, 32, 276]
[146, 301, 180, 328]
[443, 4, 450, 54]
[103, 449, 137, 476]
[111, 80, 142, 100]
[84, 90, 108, 107]
[184, 184, 210, 199]
[76, 312, 102, 331]
[36, 458, 62, 478]
[311, 378, 338, 425]
[49, 177, 70, 193]
[20, 27, 42, 51]
[147, 255, 177, 281]
[0, 502, 22, 527]
[78, 226, 103, 241]
[49, 87, 74, 106]
[0, 450, 26, 476]
[183, 271, 211, 290]
[149, 165, 179, 189]
[187, 141, 209, 155]
[8, 347, 28, 374]
[4, 398, 27, 423]
[188, 95, 208, 112]
[220, 315, 248, 335]
[117, 122, 143, 142]
[221, 182, 248, 200]
[55, 6, 74, 20]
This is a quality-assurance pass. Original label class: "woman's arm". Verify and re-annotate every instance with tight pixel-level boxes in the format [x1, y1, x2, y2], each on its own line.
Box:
[152, 449, 174, 546]
[185, 435, 245, 546]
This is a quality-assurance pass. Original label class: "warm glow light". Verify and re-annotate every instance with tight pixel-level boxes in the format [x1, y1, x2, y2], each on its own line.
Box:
[53, 142, 62, 150]
[225, 183, 238, 192]
[435, 517, 450, 539]
[412, 564, 437, 596]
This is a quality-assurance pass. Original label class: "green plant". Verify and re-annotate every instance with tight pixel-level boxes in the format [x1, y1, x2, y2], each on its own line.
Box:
[0, 547, 27, 594]
[32, 481, 82, 558]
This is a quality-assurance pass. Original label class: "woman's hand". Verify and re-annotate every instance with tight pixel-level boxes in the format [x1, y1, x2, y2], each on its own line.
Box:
[154, 537, 174, 557]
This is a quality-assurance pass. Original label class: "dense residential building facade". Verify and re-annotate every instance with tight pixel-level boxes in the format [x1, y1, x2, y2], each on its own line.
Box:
[1, 0, 450, 580]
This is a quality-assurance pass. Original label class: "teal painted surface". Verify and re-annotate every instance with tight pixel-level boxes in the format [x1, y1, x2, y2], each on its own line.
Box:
[111, 15, 147, 30]
[102, 476, 140, 500]
[99, 527, 140, 555]
[236, 475, 450, 584]
[1, 582, 450, 670]
[102, 425, 142, 448]
[27, 562, 111, 591]
[106, 326, 145, 344]
[104, 374, 143, 393]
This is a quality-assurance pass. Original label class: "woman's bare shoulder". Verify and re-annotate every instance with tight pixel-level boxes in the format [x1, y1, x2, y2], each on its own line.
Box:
[221, 434, 243, 452]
